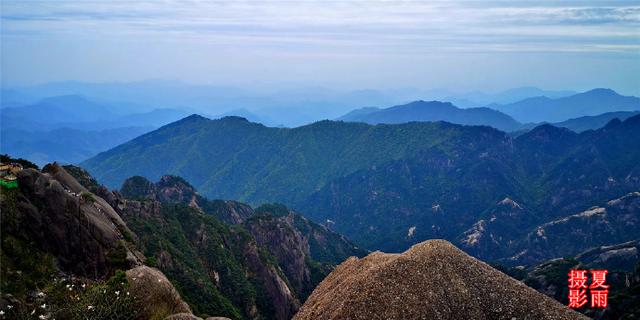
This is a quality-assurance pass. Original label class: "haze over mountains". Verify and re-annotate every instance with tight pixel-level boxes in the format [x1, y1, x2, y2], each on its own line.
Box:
[0, 95, 190, 165]
[337, 100, 522, 131]
[492, 88, 640, 123]
[2, 82, 638, 167]
[338, 88, 640, 131]
[4, 81, 635, 126]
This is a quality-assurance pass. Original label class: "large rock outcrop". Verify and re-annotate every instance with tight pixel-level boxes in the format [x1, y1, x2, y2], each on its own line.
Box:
[3, 164, 141, 278]
[1, 161, 214, 320]
[126, 266, 192, 320]
[294, 240, 588, 320]
[245, 205, 367, 301]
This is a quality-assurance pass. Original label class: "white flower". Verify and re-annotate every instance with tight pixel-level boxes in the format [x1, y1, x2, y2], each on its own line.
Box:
[0, 310, 4, 315]
[88, 306, 94, 310]
[41, 303, 46, 309]
[7, 305, 13, 309]
[115, 291, 120, 296]
[126, 292, 130, 296]
[39, 315, 46, 320]
[37, 292, 45, 297]
[65, 284, 70, 288]
[81, 284, 86, 288]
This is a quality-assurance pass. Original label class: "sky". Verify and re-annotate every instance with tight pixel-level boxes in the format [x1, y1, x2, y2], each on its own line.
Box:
[1, 0, 639, 95]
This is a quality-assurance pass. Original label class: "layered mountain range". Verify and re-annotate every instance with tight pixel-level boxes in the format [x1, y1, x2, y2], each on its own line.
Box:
[0, 95, 189, 165]
[2, 87, 637, 166]
[82, 113, 640, 264]
[3, 83, 639, 319]
[338, 89, 640, 132]
[492, 88, 640, 123]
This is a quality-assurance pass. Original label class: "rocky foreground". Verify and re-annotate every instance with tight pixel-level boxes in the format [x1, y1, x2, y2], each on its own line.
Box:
[0, 159, 365, 319]
[294, 239, 588, 320]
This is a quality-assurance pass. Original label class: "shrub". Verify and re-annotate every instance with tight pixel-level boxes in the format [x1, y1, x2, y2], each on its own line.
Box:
[81, 192, 96, 203]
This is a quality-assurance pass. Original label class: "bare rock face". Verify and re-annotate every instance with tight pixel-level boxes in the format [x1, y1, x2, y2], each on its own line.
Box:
[294, 240, 588, 320]
[245, 212, 313, 299]
[126, 266, 192, 320]
[518, 191, 640, 265]
[242, 241, 300, 320]
[206, 199, 255, 224]
[458, 197, 534, 261]
[5, 166, 141, 278]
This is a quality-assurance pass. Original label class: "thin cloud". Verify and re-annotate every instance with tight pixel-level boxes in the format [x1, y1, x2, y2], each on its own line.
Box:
[2, 1, 638, 54]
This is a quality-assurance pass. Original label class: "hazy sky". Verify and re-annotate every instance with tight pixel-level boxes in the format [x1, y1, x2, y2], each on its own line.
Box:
[2, 0, 639, 94]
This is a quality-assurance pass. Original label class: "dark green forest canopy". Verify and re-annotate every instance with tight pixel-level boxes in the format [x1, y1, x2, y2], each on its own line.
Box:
[83, 115, 640, 253]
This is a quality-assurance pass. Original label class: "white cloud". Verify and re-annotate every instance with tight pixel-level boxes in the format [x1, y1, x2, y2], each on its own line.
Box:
[1, 0, 638, 92]
[2, 1, 638, 53]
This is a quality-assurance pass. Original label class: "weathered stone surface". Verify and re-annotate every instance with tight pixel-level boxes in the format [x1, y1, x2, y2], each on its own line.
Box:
[294, 239, 588, 320]
[126, 266, 192, 319]
[6, 167, 140, 278]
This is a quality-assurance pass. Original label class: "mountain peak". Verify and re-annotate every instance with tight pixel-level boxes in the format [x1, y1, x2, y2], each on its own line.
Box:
[406, 100, 454, 108]
[183, 114, 209, 121]
[337, 99, 521, 131]
[583, 88, 618, 96]
[219, 115, 250, 122]
[521, 123, 577, 141]
[295, 239, 586, 319]
[498, 88, 639, 123]
[603, 117, 623, 129]
[165, 114, 210, 128]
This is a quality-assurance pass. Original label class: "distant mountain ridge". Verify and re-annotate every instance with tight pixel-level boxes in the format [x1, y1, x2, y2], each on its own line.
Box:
[0, 94, 190, 165]
[443, 86, 577, 107]
[0, 126, 153, 165]
[493, 88, 640, 123]
[1, 95, 189, 131]
[551, 110, 640, 132]
[338, 89, 639, 132]
[338, 100, 522, 131]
